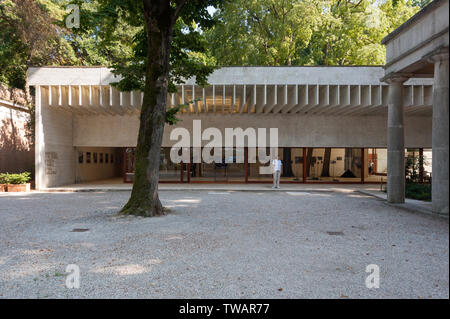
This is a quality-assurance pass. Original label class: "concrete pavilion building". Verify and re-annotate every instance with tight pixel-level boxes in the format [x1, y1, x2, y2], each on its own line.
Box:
[28, 67, 433, 185]
[26, 0, 448, 215]
[382, 0, 448, 214]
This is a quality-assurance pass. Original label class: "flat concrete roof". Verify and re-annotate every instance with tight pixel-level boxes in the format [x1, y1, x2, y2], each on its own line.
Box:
[381, 0, 446, 44]
[28, 66, 434, 87]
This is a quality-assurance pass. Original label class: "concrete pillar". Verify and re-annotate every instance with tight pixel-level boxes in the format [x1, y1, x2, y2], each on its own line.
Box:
[34, 85, 44, 190]
[431, 52, 449, 215]
[387, 76, 408, 203]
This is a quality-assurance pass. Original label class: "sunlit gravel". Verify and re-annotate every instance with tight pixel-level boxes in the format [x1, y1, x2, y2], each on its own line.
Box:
[0, 190, 448, 298]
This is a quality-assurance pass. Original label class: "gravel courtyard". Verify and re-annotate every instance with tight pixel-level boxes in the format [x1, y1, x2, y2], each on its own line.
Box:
[0, 190, 448, 299]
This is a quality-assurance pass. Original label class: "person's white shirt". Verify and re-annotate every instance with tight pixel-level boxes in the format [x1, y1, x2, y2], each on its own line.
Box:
[272, 159, 282, 172]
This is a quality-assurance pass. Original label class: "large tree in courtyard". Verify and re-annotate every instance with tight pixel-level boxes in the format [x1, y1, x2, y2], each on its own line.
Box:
[73, 0, 221, 217]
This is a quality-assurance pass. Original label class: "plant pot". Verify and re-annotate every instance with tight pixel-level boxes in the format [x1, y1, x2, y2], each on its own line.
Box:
[7, 183, 31, 192]
[0, 184, 6, 192]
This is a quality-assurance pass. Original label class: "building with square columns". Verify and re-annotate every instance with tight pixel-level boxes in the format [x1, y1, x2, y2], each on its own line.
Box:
[382, 0, 448, 214]
[28, 65, 433, 190]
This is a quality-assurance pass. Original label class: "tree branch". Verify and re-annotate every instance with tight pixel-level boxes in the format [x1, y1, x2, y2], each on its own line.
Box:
[171, 0, 188, 26]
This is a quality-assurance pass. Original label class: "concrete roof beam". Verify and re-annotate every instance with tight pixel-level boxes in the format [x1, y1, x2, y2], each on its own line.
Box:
[263, 85, 278, 114]
[247, 85, 257, 114]
[345, 85, 372, 116]
[309, 85, 331, 115]
[336, 85, 362, 115]
[255, 85, 267, 113]
[289, 85, 308, 114]
[316, 85, 340, 115]
[281, 85, 298, 114]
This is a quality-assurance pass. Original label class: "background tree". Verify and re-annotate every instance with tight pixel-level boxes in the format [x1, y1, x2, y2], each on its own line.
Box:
[321, 148, 332, 177]
[305, 148, 313, 177]
[206, 0, 321, 65]
[0, 0, 141, 95]
[0, 0, 77, 101]
[206, 0, 421, 66]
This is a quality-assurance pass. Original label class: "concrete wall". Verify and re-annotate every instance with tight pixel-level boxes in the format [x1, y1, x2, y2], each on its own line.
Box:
[383, 0, 449, 75]
[0, 104, 34, 174]
[30, 66, 434, 186]
[73, 113, 432, 148]
[75, 147, 122, 183]
[36, 87, 75, 188]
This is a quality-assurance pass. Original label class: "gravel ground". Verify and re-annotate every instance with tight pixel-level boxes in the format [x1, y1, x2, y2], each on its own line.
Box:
[0, 190, 448, 299]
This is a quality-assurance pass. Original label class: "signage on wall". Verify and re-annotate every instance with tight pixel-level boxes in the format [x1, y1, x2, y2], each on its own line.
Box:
[45, 152, 57, 175]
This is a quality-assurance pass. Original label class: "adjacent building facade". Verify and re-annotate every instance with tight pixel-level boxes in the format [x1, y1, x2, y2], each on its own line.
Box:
[0, 98, 34, 175]
[382, 0, 448, 214]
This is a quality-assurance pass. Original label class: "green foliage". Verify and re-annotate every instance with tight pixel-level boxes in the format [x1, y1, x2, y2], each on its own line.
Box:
[206, 0, 321, 66]
[165, 99, 199, 125]
[0, 0, 78, 90]
[0, 174, 7, 184]
[56, 0, 139, 67]
[68, 0, 222, 124]
[0, 172, 31, 184]
[405, 183, 431, 201]
[405, 152, 428, 183]
[0, 0, 422, 121]
[206, 0, 421, 66]
[410, 0, 432, 8]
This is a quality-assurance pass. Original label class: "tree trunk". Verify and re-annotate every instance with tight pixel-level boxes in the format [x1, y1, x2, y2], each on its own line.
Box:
[321, 147, 331, 177]
[282, 148, 294, 177]
[305, 148, 313, 177]
[344, 148, 352, 171]
[120, 1, 173, 217]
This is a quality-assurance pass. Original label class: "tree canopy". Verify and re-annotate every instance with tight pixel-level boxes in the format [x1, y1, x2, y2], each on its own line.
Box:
[0, 0, 428, 91]
[205, 0, 422, 66]
[0, 0, 76, 92]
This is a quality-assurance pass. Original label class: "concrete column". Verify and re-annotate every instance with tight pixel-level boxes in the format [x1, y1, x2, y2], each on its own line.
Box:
[34, 85, 44, 190]
[387, 76, 408, 203]
[431, 52, 449, 215]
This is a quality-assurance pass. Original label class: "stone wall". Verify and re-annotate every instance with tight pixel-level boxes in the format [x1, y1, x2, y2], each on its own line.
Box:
[73, 113, 432, 148]
[0, 104, 34, 175]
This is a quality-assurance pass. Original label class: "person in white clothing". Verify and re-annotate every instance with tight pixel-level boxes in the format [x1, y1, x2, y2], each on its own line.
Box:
[272, 156, 282, 189]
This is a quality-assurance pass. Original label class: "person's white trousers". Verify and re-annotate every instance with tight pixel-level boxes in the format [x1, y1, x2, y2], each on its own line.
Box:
[273, 170, 281, 188]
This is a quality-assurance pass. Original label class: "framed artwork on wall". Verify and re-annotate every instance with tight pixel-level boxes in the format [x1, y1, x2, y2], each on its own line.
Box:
[78, 152, 84, 164]
[295, 156, 303, 164]
[94, 153, 98, 163]
[100, 153, 103, 163]
[86, 152, 91, 164]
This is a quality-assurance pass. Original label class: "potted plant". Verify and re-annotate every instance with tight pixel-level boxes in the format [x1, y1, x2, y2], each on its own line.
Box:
[6, 172, 31, 192]
[0, 173, 9, 192]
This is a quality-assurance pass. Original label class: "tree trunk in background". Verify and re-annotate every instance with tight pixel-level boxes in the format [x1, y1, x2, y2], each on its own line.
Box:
[283, 148, 294, 177]
[305, 148, 313, 177]
[344, 148, 352, 171]
[321, 147, 331, 177]
[120, 1, 174, 217]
